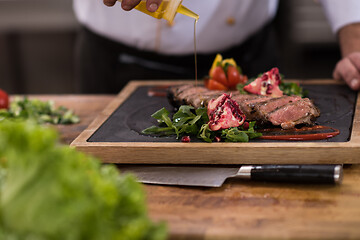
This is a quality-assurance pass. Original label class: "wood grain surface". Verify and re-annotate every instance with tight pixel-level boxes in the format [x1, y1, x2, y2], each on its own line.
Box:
[71, 80, 360, 164]
[37, 93, 360, 240]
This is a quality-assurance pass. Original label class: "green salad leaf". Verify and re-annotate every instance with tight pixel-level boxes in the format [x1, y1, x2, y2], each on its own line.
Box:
[221, 121, 262, 142]
[279, 82, 308, 97]
[236, 83, 249, 95]
[222, 128, 249, 142]
[0, 97, 80, 124]
[0, 120, 166, 240]
[142, 106, 261, 143]
[142, 106, 209, 139]
[198, 123, 213, 143]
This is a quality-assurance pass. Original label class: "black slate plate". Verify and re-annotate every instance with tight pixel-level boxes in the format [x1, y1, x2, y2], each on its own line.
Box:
[88, 84, 357, 143]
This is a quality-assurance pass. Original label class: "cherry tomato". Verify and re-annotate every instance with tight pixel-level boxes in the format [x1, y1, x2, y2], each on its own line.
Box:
[206, 79, 228, 91]
[210, 66, 228, 87]
[0, 88, 9, 110]
[227, 65, 241, 89]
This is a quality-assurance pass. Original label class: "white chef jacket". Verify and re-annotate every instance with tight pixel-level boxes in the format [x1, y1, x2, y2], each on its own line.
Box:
[73, 0, 360, 55]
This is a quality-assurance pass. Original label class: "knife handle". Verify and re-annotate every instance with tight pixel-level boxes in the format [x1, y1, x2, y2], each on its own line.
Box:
[239, 165, 343, 184]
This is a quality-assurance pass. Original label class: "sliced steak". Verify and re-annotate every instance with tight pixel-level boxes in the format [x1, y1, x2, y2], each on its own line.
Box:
[238, 96, 273, 121]
[188, 91, 227, 108]
[167, 84, 320, 129]
[168, 85, 208, 107]
[267, 98, 320, 129]
[253, 95, 302, 121]
[176, 87, 208, 101]
[169, 84, 231, 108]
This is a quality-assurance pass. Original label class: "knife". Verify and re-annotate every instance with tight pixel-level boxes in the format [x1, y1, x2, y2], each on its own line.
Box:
[118, 165, 343, 187]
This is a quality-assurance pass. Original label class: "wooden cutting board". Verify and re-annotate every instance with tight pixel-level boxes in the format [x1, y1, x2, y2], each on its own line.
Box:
[70, 80, 360, 164]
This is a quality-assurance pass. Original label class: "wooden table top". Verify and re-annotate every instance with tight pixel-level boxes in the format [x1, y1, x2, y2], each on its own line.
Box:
[35, 94, 360, 240]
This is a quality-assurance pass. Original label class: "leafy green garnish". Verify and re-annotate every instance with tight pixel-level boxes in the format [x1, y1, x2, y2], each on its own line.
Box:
[222, 127, 249, 142]
[142, 106, 208, 139]
[0, 120, 166, 240]
[142, 106, 262, 143]
[279, 82, 308, 97]
[221, 121, 262, 142]
[198, 123, 213, 143]
[0, 97, 79, 124]
[236, 83, 249, 95]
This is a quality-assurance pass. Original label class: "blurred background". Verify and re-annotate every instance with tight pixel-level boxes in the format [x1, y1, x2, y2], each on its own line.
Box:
[0, 0, 340, 94]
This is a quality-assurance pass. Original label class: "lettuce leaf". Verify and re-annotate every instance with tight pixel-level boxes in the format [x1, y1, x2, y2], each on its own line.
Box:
[0, 120, 166, 240]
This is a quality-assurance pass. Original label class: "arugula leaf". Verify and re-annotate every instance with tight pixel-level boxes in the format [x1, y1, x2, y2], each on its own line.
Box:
[280, 82, 308, 97]
[195, 107, 209, 122]
[151, 107, 172, 125]
[151, 107, 169, 120]
[141, 126, 175, 136]
[222, 128, 249, 142]
[198, 123, 213, 143]
[221, 121, 262, 142]
[142, 106, 209, 139]
[244, 121, 263, 139]
[236, 83, 249, 95]
[173, 105, 196, 127]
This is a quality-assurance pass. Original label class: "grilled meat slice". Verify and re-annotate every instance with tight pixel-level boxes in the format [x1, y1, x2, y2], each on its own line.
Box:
[168, 85, 209, 107]
[267, 98, 320, 129]
[167, 84, 320, 129]
[188, 90, 226, 108]
[237, 96, 273, 121]
[169, 85, 227, 108]
[252, 95, 302, 122]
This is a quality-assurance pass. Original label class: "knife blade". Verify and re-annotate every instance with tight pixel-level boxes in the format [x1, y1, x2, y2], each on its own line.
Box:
[118, 165, 343, 187]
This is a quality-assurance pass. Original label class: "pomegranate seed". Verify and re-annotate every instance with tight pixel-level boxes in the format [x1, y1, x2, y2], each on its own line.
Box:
[266, 84, 273, 94]
[181, 136, 191, 143]
[262, 74, 269, 81]
[215, 136, 222, 142]
[243, 122, 250, 130]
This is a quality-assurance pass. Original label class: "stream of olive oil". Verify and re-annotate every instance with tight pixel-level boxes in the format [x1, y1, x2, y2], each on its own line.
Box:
[194, 19, 198, 88]
[151, 4, 200, 99]
[176, 5, 199, 88]
[192, 20, 205, 105]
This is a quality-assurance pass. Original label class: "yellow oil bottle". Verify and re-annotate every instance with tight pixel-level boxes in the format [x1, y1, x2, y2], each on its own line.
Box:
[117, 0, 198, 23]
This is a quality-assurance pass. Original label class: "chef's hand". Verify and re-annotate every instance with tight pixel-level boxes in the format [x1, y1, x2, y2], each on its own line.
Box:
[333, 52, 360, 90]
[103, 0, 162, 12]
[333, 23, 360, 91]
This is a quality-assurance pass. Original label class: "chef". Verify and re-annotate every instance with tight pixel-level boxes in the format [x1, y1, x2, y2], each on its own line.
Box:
[73, 0, 360, 93]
